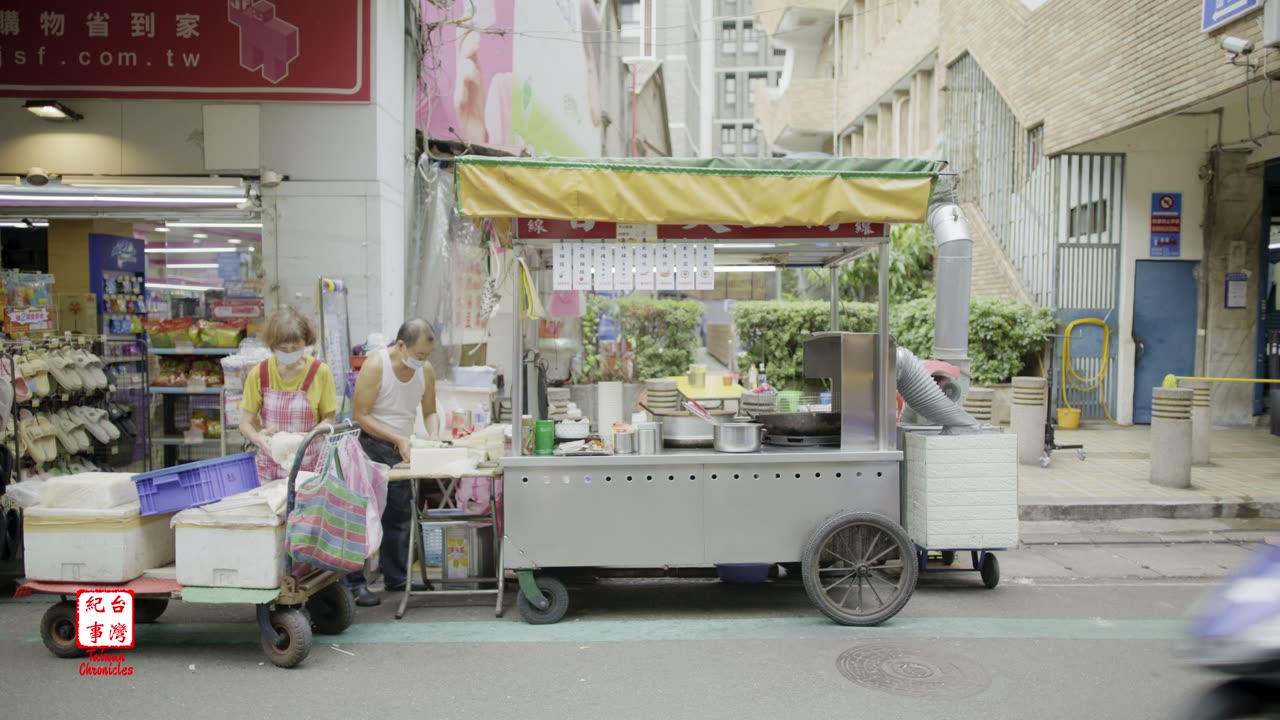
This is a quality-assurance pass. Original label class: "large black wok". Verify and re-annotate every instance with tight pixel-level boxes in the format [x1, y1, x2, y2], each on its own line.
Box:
[752, 411, 841, 437]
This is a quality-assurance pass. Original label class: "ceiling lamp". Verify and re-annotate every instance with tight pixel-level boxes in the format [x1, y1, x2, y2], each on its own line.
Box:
[23, 100, 82, 122]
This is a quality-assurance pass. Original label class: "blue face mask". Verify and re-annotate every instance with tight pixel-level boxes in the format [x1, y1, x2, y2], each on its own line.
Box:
[403, 355, 426, 371]
[275, 349, 305, 366]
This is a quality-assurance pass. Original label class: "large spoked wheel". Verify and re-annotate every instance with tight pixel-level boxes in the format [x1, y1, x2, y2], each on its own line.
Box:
[261, 608, 313, 669]
[134, 599, 169, 624]
[516, 575, 570, 625]
[802, 511, 919, 626]
[40, 601, 86, 659]
[307, 583, 356, 636]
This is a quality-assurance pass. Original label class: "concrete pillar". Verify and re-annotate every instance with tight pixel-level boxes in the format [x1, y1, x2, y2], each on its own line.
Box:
[1011, 377, 1046, 465]
[962, 387, 994, 423]
[1151, 387, 1194, 488]
[1179, 379, 1212, 465]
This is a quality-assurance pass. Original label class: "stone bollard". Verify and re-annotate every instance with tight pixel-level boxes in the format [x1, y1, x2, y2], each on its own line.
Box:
[1011, 377, 1047, 465]
[1151, 387, 1194, 488]
[1179, 379, 1212, 466]
[963, 387, 995, 423]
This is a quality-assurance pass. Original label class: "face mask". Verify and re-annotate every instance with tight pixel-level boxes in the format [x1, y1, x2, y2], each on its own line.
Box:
[403, 355, 426, 371]
[275, 349, 305, 366]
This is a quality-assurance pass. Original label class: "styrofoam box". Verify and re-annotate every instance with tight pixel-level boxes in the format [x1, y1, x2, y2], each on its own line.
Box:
[904, 431, 1019, 550]
[173, 502, 284, 589]
[24, 502, 175, 583]
[42, 472, 138, 510]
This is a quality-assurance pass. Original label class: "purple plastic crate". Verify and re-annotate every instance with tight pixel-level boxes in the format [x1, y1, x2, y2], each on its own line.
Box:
[132, 452, 259, 516]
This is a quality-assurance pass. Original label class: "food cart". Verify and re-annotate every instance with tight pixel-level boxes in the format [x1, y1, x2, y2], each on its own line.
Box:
[452, 156, 992, 627]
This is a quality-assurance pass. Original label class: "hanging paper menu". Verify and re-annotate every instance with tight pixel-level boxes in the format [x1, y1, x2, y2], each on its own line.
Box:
[696, 244, 715, 290]
[675, 243, 696, 291]
[635, 244, 655, 291]
[594, 244, 614, 291]
[615, 244, 634, 291]
[573, 244, 592, 290]
[553, 243, 572, 291]
[655, 244, 676, 290]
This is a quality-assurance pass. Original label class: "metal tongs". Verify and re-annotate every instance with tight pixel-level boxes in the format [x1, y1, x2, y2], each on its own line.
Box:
[684, 399, 719, 425]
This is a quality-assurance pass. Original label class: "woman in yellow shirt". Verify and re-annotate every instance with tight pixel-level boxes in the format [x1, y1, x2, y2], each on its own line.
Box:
[240, 307, 338, 482]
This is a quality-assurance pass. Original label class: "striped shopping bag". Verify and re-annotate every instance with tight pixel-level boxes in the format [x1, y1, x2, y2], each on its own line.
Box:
[285, 446, 367, 573]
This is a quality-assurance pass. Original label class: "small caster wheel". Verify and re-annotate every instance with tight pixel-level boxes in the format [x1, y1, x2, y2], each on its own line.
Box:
[1077, 449, 1087, 461]
[980, 553, 1000, 589]
[517, 576, 570, 625]
[40, 601, 86, 659]
[1039, 455, 1051, 468]
[134, 599, 169, 624]
[307, 583, 355, 635]
[261, 608, 313, 668]
[941, 551, 956, 567]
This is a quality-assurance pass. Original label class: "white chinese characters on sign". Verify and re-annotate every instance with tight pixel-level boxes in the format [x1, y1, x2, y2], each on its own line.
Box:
[131, 12, 155, 38]
[77, 590, 134, 650]
[40, 10, 64, 36]
[175, 13, 200, 39]
[86, 12, 109, 38]
[0, 9, 18, 36]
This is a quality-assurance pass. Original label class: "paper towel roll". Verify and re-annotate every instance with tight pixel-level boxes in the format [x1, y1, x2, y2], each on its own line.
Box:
[597, 381, 623, 439]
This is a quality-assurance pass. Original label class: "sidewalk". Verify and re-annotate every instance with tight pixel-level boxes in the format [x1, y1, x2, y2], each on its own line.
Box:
[1017, 424, 1280, 520]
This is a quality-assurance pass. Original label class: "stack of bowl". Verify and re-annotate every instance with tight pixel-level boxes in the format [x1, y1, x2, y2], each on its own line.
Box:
[644, 378, 680, 413]
[547, 387, 572, 421]
[740, 389, 778, 417]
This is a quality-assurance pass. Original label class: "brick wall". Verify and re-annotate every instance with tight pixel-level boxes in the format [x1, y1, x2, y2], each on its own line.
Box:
[838, 0, 941, 130]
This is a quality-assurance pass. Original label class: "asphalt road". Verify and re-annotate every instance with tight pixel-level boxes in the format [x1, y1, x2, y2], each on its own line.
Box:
[0, 542, 1261, 720]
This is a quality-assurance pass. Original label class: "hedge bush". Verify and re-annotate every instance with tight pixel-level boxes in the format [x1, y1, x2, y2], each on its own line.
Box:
[579, 296, 705, 382]
[731, 301, 877, 387]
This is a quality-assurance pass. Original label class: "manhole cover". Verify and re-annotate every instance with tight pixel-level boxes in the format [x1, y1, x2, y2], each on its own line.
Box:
[836, 643, 990, 699]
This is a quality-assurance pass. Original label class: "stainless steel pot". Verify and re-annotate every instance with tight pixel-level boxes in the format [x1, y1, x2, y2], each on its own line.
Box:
[637, 422, 662, 454]
[613, 429, 637, 455]
[712, 422, 765, 453]
[660, 415, 714, 448]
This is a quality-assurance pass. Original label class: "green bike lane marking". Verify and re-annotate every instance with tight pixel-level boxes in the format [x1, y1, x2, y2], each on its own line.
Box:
[62, 616, 1187, 646]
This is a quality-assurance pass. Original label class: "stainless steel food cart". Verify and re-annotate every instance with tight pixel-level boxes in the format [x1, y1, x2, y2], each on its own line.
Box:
[452, 156, 964, 627]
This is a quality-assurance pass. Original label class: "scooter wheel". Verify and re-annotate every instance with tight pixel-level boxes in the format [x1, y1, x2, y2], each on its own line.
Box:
[1178, 680, 1271, 720]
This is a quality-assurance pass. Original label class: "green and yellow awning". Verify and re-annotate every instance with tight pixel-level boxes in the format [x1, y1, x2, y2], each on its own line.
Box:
[453, 156, 945, 227]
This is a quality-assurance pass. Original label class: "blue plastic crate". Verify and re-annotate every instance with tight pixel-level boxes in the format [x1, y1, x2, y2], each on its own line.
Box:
[132, 452, 259, 516]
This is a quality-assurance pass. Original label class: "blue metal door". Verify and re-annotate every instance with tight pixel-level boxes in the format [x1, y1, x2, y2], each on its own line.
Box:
[1132, 260, 1199, 423]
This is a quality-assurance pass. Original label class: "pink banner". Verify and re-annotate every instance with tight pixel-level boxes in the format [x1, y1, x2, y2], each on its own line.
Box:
[417, 0, 514, 149]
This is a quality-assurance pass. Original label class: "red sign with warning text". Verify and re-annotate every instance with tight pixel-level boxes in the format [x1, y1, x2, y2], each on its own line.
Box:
[0, 1, 370, 101]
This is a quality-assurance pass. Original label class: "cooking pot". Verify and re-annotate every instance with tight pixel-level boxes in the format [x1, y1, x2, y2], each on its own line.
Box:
[660, 414, 714, 448]
[712, 422, 764, 453]
[752, 411, 841, 437]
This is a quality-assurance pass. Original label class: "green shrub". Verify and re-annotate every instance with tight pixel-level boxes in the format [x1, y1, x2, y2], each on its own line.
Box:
[731, 301, 877, 387]
[890, 294, 1055, 385]
[617, 297, 704, 380]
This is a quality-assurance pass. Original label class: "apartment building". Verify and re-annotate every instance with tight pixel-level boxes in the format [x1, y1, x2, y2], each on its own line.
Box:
[621, 0, 783, 156]
[754, 0, 1280, 428]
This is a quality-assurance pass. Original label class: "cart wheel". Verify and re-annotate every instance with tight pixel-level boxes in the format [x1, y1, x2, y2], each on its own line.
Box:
[801, 511, 919, 626]
[307, 583, 355, 635]
[134, 599, 169, 624]
[941, 551, 956, 567]
[1077, 449, 1087, 462]
[40, 601, 86, 659]
[516, 576, 570, 625]
[980, 553, 1000, 589]
[260, 608, 313, 669]
[1039, 455, 1051, 468]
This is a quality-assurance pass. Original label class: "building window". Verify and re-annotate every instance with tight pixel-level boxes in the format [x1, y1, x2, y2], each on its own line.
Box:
[773, 47, 787, 59]
[1068, 200, 1108, 238]
[1026, 124, 1044, 176]
[721, 126, 738, 156]
[742, 125, 758, 156]
[747, 71, 766, 110]
[721, 22, 737, 55]
[742, 21, 759, 54]
[723, 74, 737, 108]
[722, 0, 738, 14]
[620, 0, 640, 26]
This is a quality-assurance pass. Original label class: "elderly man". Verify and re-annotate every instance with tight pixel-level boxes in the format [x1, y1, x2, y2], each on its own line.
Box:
[347, 318, 440, 606]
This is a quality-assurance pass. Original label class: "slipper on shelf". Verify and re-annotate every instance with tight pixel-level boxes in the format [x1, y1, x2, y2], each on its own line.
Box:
[39, 350, 81, 393]
[74, 407, 113, 444]
[47, 411, 83, 455]
[57, 409, 93, 451]
[32, 413, 60, 461]
[22, 354, 52, 398]
[0, 357, 32, 403]
[18, 409, 52, 463]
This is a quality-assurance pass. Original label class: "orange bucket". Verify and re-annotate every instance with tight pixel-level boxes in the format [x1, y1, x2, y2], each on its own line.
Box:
[1056, 407, 1081, 430]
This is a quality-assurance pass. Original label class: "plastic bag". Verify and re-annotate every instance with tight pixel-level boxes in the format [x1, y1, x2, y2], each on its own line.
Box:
[285, 446, 367, 572]
[4, 479, 47, 508]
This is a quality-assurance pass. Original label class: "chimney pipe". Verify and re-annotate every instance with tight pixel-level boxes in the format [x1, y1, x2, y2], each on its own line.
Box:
[927, 201, 974, 400]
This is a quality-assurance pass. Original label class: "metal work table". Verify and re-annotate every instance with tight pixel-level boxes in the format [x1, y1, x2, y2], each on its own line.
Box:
[387, 464, 504, 619]
[502, 446, 904, 468]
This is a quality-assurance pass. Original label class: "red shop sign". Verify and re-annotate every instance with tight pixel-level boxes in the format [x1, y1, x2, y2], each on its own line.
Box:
[3, 306, 56, 333]
[210, 297, 263, 319]
[514, 219, 889, 241]
[0, 1, 371, 101]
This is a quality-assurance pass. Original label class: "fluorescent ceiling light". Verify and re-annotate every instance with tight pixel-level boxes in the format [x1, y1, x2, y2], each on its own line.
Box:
[192, 233, 208, 239]
[227, 238, 242, 244]
[1271, 243, 1280, 250]
[0, 194, 242, 205]
[165, 263, 218, 269]
[249, 247, 256, 253]
[62, 176, 244, 190]
[164, 222, 262, 228]
[24, 100, 82, 121]
[153, 227, 171, 233]
[0, 220, 48, 228]
[714, 265, 776, 273]
[147, 282, 220, 293]
[144, 247, 237, 254]
[714, 243, 776, 249]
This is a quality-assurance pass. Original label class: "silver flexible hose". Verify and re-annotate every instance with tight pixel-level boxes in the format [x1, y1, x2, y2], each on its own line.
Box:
[896, 346, 978, 427]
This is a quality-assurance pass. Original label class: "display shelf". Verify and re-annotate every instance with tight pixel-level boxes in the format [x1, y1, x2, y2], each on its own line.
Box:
[148, 347, 237, 356]
[151, 436, 223, 447]
[103, 356, 145, 365]
[149, 386, 224, 395]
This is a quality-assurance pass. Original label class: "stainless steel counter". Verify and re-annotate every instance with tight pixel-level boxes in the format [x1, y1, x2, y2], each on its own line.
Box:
[502, 445, 903, 468]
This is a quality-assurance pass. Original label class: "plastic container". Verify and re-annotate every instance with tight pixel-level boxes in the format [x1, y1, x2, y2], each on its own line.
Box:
[24, 501, 175, 582]
[173, 498, 284, 589]
[453, 365, 497, 388]
[1056, 407, 1081, 430]
[716, 563, 771, 584]
[42, 472, 138, 509]
[420, 522, 444, 568]
[132, 452, 259, 517]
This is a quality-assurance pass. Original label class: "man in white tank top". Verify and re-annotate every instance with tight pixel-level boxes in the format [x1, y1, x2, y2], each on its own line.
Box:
[348, 318, 440, 606]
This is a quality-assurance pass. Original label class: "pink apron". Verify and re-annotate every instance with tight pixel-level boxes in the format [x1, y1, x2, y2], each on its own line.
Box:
[254, 359, 325, 483]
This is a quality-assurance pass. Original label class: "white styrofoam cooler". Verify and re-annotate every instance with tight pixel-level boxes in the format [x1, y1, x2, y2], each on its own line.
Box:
[904, 431, 1019, 550]
[173, 498, 284, 589]
[24, 502, 175, 582]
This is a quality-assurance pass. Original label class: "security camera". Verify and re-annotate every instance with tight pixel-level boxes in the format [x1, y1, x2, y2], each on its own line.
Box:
[260, 170, 283, 188]
[24, 167, 50, 187]
[1222, 36, 1255, 55]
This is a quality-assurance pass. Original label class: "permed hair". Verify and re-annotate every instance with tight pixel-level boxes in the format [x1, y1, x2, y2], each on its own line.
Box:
[263, 306, 317, 349]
